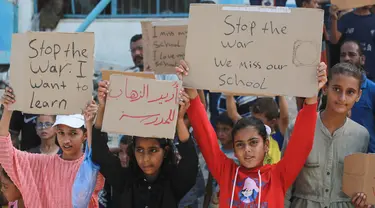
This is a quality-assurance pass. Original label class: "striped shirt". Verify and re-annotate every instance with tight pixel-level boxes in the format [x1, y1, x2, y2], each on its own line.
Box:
[0, 134, 104, 208]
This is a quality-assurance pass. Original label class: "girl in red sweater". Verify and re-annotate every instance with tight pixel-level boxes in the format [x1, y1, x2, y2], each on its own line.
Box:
[176, 61, 327, 208]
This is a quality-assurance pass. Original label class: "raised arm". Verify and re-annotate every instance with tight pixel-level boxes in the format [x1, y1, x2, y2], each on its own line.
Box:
[275, 62, 327, 192]
[170, 91, 198, 200]
[277, 96, 289, 136]
[176, 60, 235, 184]
[0, 87, 46, 202]
[91, 81, 131, 192]
[330, 5, 343, 44]
[226, 95, 242, 122]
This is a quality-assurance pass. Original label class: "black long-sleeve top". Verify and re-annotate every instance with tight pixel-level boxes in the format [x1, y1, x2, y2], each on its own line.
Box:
[91, 127, 198, 208]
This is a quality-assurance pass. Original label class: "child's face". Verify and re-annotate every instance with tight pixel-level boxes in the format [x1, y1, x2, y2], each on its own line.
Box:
[216, 123, 233, 147]
[134, 138, 167, 177]
[233, 126, 269, 169]
[119, 143, 129, 168]
[0, 173, 21, 202]
[303, 0, 319, 8]
[36, 115, 56, 140]
[56, 125, 86, 158]
[323, 74, 362, 115]
[252, 113, 276, 131]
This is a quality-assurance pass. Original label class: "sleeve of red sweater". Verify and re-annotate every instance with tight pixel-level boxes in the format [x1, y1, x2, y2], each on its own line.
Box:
[275, 102, 317, 193]
[187, 96, 236, 184]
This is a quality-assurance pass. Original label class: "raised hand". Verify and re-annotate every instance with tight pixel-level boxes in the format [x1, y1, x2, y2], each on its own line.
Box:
[97, 80, 110, 107]
[175, 60, 198, 100]
[1, 87, 15, 111]
[83, 100, 98, 126]
[178, 91, 191, 120]
[317, 62, 328, 90]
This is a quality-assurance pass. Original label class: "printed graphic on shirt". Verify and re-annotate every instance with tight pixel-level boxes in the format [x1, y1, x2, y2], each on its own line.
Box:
[262, 0, 274, 6]
[228, 177, 268, 207]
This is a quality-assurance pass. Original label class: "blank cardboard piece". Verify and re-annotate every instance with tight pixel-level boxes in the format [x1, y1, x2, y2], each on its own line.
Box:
[141, 21, 188, 74]
[331, 0, 375, 11]
[101, 70, 156, 81]
[102, 74, 182, 139]
[342, 153, 375, 205]
[9, 32, 94, 115]
[184, 5, 324, 98]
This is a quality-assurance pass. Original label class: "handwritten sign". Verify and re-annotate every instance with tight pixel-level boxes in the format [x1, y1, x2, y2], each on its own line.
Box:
[343, 153, 375, 205]
[101, 70, 156, 81]
[102, 75, 182, 139]
[331, 0, 375, 10]
[9, 32, 94, 114]
[184, 5, 324, 97]
[142, 21, 188, 74]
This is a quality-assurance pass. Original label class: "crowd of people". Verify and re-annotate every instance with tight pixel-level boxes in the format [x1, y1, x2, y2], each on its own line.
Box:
[0, 0, 375, 208]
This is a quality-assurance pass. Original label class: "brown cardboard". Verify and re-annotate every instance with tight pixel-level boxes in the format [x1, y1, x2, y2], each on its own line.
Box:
[184, 5, 324, 98]
[102, 74, 182, 139]
[331, 0, 375, 11]
[9, 32, 94, 115]
[342, 153, 375, 204]
[101, 69, 156, 81]
[141, 21, 188, 74]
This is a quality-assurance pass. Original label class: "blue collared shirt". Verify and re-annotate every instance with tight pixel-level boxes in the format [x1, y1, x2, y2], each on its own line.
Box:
[351, 74, 375, 153]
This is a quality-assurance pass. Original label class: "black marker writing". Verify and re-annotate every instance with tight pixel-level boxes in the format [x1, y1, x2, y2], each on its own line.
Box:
[29, 91, 67, 109]
[262, 21, 287, 35]
[29, 39, 62, 60]
[76, 60, 87, 78]
[30, 79, 67, 90]
[30, 61, 71, 77]
[218, 74, 267, 90]
[214, 58, 232, 67]
[224, 15, 256, 36]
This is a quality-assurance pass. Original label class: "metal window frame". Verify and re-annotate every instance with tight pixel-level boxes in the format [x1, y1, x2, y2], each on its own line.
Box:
[33, 0, 189, 18]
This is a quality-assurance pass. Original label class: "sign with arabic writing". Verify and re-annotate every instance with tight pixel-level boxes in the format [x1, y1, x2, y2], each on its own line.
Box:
[102, 74, 182, 139]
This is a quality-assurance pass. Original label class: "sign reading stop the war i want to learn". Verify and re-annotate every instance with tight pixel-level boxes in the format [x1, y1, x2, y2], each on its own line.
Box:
[102, 75, 182, 139]
[9, 32, 94, 114]
[142, 20, 188, 74]
[184, 5, 324, 97]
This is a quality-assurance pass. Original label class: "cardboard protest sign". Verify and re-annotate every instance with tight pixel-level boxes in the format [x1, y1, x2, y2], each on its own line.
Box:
[102, 74, 182, 139]
[184, 5, 324, 97]
[343, 153, 375, 204]
[101, 70, 156, 81]
[142, 21, 188, 74]
[9, 32, 94, 114]
[331, 0, 375, 11]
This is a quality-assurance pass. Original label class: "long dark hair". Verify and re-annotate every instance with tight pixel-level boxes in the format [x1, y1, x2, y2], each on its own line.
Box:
[126, 137, 178, 176]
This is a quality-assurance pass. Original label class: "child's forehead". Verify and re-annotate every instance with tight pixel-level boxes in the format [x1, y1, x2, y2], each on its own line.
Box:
[216, 123, 232, 129]
[55, 124, 79, 131]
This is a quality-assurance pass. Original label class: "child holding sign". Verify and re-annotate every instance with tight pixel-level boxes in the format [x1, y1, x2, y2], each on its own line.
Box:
[283, 63, 371, 208]
[91, 81, 198, 208]
[176, 60, 326, 208]
[0, 88, 104, 208]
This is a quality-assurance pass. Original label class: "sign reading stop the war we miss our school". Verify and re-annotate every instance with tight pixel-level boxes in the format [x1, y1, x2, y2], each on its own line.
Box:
[184, 5, 324, 97]
[9, 32, 94, 114]
[102, 75, 182, 139]
[142, 20, 188, 74]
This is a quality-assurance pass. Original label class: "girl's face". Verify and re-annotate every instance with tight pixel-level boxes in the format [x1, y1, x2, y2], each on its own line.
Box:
[233, 126, 269, 169]
[36, 115, 56, 140]
[0, 173, 21, 202]
[216, 123, 233, 147]
[134, 138, 168, 177]
[56, 125, 86, 158]
[323, 74, 362, 115]
[119, 143, 129, 168]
